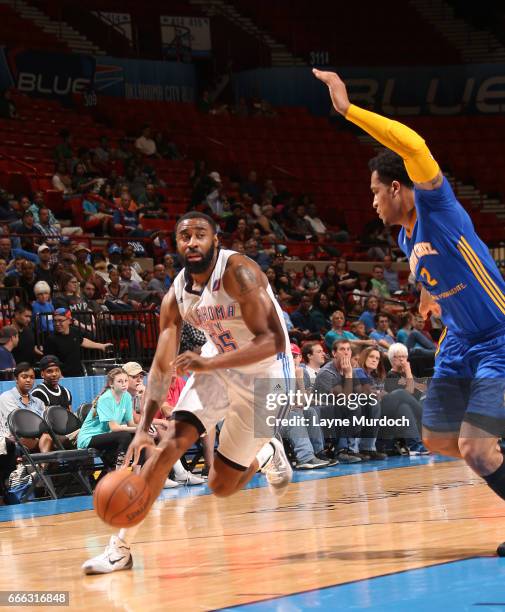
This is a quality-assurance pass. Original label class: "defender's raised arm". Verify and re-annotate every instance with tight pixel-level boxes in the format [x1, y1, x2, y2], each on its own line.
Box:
[313, 69, 442, 190]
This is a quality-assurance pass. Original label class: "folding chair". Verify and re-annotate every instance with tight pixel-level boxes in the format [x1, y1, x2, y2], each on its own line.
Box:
[45, 404, 104, 483]
[8, 409, 98, 501]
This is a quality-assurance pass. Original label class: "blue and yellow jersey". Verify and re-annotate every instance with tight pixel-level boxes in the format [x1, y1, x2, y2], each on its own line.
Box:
[398, 178, 505, 338]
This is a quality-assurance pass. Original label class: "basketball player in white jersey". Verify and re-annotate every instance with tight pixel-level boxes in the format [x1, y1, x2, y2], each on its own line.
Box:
[83, 212, 294, 574]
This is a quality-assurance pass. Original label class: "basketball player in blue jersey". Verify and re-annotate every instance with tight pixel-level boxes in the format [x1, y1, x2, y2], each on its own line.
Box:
[315, 69, 505, 554]
[83, 212, 294, 574]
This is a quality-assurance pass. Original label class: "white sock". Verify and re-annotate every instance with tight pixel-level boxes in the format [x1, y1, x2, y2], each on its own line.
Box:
[172, 460, 187, 479]
[256, 442, 275, 468]
[118, 522, 142, 546]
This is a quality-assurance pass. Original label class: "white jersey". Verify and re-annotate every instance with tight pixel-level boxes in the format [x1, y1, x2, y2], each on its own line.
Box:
[173, 249, 292, 373]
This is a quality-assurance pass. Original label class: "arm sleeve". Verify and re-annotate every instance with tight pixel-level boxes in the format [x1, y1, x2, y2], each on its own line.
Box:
[345, 105, 439, 184]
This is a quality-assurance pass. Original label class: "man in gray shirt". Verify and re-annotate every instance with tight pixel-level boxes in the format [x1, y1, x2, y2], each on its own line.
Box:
[313, 339, 364, 464]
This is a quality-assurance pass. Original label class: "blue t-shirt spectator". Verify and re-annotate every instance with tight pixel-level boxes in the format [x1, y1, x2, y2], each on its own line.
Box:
[359, 310, 376, 333]
[77, 389, 133, 449]
[0, 346, 15, 370]
[324, 329, 358, 352]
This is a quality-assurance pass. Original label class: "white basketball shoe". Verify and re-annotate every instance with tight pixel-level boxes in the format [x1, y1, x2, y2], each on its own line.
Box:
[261, 438, 293, 498]
[82, 535, 133, 575]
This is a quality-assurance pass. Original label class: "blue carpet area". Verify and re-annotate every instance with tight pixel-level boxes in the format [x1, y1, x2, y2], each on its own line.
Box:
[0, 455, 452, 523]
[219, 557, 505, 611]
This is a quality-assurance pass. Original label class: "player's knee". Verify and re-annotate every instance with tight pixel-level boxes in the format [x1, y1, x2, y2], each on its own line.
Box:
[458, 438, 494, 471]
[208, 474, 234, 497]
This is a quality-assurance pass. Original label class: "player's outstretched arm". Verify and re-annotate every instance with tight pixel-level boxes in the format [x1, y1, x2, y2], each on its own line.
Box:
[313, 69, 443, 191]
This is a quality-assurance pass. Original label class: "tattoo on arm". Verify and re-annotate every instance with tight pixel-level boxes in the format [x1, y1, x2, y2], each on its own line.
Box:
[233, 264, 258, 295]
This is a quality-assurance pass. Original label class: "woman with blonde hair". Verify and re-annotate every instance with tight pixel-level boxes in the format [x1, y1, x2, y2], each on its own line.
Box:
[77, 368, 137, 470]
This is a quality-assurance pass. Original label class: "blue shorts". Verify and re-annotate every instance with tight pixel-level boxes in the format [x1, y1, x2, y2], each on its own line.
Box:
[423, 327, 505, 435]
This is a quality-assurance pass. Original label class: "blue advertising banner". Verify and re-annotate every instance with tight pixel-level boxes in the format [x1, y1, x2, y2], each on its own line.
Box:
[233, 64, 505, 116]
[0, 48, 196, 103]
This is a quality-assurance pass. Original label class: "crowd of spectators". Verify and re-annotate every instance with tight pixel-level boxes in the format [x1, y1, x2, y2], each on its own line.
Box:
[0, 91, 444, 504]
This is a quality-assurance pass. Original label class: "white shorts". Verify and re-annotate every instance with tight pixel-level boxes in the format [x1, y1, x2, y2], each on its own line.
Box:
[172, 355, 294, 469]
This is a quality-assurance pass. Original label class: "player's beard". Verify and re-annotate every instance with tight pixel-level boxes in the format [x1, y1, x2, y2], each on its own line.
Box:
[182, 243, 215, 274]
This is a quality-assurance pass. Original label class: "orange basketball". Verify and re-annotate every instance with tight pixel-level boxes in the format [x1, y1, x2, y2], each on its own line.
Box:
[93, 470, 151, 528]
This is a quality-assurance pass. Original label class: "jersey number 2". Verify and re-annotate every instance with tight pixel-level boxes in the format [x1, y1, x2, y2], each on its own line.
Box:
[420, 267, 438, 287]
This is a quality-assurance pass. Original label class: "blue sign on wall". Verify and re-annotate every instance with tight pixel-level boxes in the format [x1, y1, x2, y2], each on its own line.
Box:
[0, 47, 196, 103]
[233, 64, 505, 116]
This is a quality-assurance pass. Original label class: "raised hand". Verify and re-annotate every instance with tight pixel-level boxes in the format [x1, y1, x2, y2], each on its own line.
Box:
[312, 69, 351, 116]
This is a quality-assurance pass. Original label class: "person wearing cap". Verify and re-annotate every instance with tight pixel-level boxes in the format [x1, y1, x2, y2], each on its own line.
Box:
[32, 355, 72, 411]
[42, 308, 113, 377]
[35, 243, 55, 287]
[31, 281, 54, 333]
[73, 244, 94, 283]
[0, 326, 18, 371]
[279, 343, 330, 470]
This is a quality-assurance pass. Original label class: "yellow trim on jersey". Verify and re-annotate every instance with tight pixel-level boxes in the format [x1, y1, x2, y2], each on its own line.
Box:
[457, 237, 505, 315]
[435, 326, 447, 357]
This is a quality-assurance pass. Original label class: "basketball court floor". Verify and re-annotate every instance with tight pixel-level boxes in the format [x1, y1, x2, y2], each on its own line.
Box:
[1, 456, 505, 610]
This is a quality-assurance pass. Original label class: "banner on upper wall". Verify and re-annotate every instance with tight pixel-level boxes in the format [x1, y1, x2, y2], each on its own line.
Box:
[0, 48, 196, 103]
[232, 64, 505, 116]
[160, 15, 211, 59]
[92, 11, 133, 42]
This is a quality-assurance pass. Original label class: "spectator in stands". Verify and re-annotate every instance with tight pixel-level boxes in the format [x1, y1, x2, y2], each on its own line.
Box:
[113, 193, 144, 237]
[11, 211, 43, 247]
[118, 264, 156, 305]
[43, 308, 112, 377]
[370, 313, 395, 350]
[34, 245, 55, 287]
[82, 197, 113, 236]
[54, 129, 73, 164]
[256, 204, 287, 241]
[244, 238, 271, 272]
[0, 364, 52, 461]
[32, 281, 54, 333]
[135, 125, 158, 158]
[72, 162, 99, 195]
[396, 312, 413, 345]
[72, 244, 94, 283]
[19, 260, 37, 303]
[0, 89, 17, 119]
[0, 236, 37, 265]
[80, 280, 103, 314]
[313, 339, 363, 464]
[0, 326, 18, 371]
[384, 343, 426, 455]
[336, 257, 359, 291]
[147, 264, 168, 299]
[368, 265, 391, 299]
[301, 341, 327, 390]
[137, 183, 164, 218]
[310, 293, 333, 333]
[205, 172, 226, 216]
[32, 355, 72, 411]
[285, 204, 314, 241]
[11, 303, 37, 365]
[320, 264, 338, 294]
[407, 314, 437, 358]
[290, 294, 320, 338]
[35, 208, 61, 243]
[231, 218, 252, 243]
[77, 368, 136, 470]
[324, 310, 373, 352]
[297, 263, 321, 296]
[0, 258, 6, 285]
[359, 296, 380, 333]
[383, 254, 400, 293]
[240, 170, 261, 203]
[283, 344, 329, 470]
[52, 162, 74, 196]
